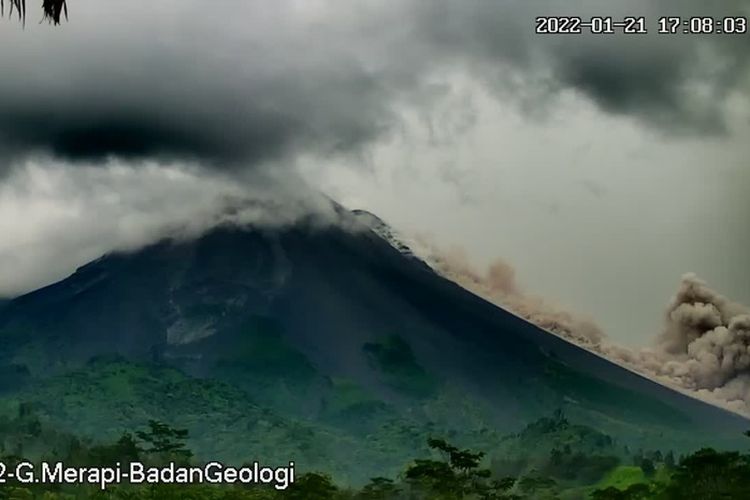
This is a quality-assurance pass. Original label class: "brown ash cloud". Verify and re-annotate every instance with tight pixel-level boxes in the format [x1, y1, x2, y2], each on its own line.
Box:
[423, 245, 750, 415]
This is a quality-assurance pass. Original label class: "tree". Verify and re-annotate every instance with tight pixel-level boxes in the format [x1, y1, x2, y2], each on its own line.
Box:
[591, 484, 653, 500]
[135, 420, 192, 461]
[639, 458, 655, 477]
[358, 477, 400, 499]
[631, 449, 643, 466]
[552, 408, 567, 426]
[427, 437, 486, 477]
[549, 448, 563, 466]
[476, 477, 520, 500]
[663, 448, 750, 499]
[406, 438, 496, 498]
[405, 458, 459, 497]
[664, 450, 676, 469]
[517, 473, 557, 498]
[1, 0, 67, 25]
[286, 473, 338, 500]
[89, 432, 141, 466]
[591, 486, 627, 500]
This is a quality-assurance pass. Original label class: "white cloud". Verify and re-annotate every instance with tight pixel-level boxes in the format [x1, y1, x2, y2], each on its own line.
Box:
[0, 160, 331, 297]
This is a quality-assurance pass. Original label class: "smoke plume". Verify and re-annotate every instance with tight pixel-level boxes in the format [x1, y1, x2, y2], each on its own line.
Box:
[648, 274, 750, 412]
[592, 274, 750, 415]
[422, 246, 750, 416]
[422, 245, 605, 348]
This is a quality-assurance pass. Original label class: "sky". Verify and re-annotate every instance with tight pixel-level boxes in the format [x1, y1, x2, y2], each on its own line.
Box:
[0, 0, 748, 347]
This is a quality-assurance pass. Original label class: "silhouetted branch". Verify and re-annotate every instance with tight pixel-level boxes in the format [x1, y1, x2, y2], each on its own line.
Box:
[1, 0, 67, 25]
[1, 1, 26, 23]
[42, 0, 66, 24]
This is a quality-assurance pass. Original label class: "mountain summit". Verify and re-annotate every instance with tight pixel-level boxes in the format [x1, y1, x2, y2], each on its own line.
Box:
[0, 208, 745, 480]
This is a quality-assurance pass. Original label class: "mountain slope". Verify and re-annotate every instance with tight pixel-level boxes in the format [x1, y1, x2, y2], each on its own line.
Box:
[0, 210, 746, 480]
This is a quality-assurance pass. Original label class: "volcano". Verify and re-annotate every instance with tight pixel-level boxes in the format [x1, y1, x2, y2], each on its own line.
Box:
[0, 207, 746, 482]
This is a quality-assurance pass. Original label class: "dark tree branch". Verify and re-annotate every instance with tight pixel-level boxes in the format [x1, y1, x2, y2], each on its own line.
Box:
[42, 0, 67, 24]
[1, 1, 26, 22]
[2, 0, 67, 25]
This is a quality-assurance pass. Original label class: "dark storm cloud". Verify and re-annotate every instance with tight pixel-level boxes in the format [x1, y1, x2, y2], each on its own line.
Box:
[409, 0, 750, 133]
[0, 0, 403, 169]
[0, 0, 748, 169]
[0, 62, 389, 166]
[553, 34, 750, 132]
[0, 7, 395, 168]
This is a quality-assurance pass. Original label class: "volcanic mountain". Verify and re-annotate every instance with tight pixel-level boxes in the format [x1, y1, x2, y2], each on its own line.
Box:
[0, 207, 746, 481]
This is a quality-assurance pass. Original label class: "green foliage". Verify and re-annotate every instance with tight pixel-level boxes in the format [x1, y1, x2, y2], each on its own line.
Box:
[663, 451, 675, 469]
[285, 473, 339, 500]
[492, 410, 621, 485]
[591, 483, 653, 500]
[0, 359, 381, 481]
[545, 448, 620, 483]
[87, 433, 140, 466]
[135, 420, 192, 461]
[638, 458, 655, 478]
[362, 335, 438, 398]
[1, 355, 749, 499]
[593, 466, 647, 491]
[404, 437, 501, 499]
[660, 448, 750, 499]
[1, 417, 750, 500]
[319, 378, 395, 431]
[405, 459, 460, 496]
[357, 477, 400, 499]
[590, 439, 750, 499]
[540, 361, 691, 429]
[214, 317, 317, 383]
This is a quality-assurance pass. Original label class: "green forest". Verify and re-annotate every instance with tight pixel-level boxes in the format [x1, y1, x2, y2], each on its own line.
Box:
[0, 406, 748, 500]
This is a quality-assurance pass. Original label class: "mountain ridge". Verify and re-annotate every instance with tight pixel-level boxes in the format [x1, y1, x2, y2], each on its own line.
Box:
[0, 209, 747, 481]
[351, 209, 750, 421]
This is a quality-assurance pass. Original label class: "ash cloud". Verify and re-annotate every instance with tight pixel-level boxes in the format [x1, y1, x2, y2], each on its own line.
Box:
[421, 245, 605, 347]
[0, 0, 748, 171]
[650, 274, 750, 409]
[424, 247, 750, 415]
[593, 275, 750, 415]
